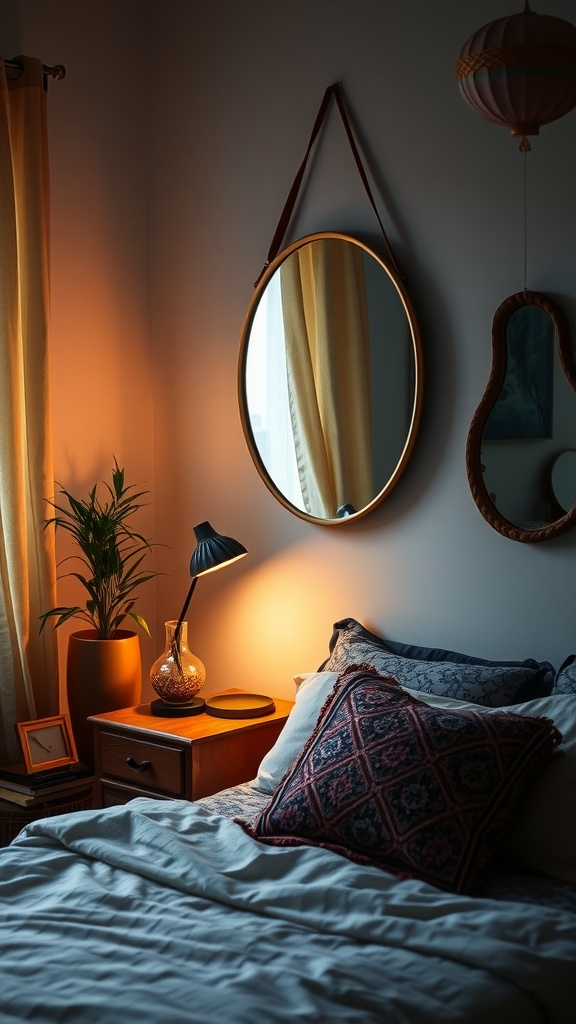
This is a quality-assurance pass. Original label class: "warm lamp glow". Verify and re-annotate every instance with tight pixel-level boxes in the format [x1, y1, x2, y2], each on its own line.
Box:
[200, 544, 348, 701]
[194, 555, 245, 576]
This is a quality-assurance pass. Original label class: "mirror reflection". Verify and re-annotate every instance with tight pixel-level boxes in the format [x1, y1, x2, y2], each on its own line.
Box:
[239, 233, 422, 524]
[467, 290, 576, 542]
[551, 450, 576, 512]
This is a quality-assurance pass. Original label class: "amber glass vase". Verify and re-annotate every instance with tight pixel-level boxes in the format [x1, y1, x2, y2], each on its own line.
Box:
[149, 620, 206, 707]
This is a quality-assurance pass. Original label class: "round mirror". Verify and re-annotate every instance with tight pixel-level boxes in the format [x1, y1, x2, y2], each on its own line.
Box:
[238, 233, 423, 524]
[552, 450, 576, 512]
[466, 290, 576, 542]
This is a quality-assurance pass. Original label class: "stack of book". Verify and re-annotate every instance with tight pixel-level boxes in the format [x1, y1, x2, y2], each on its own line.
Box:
[0, 762, 93, 807]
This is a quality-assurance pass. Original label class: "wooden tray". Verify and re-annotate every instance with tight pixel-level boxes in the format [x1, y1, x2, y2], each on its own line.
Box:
[204, 693, 276, 719]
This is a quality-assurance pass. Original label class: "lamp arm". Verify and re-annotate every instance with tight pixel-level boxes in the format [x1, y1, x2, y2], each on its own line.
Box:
[172, 575, 199, 672]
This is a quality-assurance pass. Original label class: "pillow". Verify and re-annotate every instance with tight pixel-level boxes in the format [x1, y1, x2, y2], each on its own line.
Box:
[251, 671, 339, 793]
[318, 618, 554, 707]
[401, 687, 576, 885]
[553, 655, 576, 694]
[249, 666, 561, 894]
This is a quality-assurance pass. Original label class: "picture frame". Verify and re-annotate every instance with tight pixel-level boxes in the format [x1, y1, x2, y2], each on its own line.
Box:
[16, 714, 78, 773]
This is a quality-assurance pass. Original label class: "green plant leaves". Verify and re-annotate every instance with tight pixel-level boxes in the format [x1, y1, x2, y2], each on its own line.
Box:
[40, 458, 161, 640]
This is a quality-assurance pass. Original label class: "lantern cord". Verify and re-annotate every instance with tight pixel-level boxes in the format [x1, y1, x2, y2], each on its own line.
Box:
[523, 149, 529, 292]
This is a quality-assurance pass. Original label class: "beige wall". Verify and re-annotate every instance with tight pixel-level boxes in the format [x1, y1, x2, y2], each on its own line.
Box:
[4, 0, 156, 690]
[7, 0, 576, 703]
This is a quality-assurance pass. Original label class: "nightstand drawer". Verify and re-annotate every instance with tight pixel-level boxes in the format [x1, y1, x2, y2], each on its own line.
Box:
[90, 694, 294, 809]
[100, 729, 185, 797]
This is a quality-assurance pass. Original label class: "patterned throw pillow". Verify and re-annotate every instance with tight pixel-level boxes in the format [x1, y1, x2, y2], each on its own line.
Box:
[398, 687, 576, 886]
[318, 618, 554, 707]
[249, 666, 561, 894]
[553, 655, 576, 695]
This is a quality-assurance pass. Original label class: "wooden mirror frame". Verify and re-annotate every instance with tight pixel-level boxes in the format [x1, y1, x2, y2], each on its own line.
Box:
[466, 290, 576, 542]
[238, 233, 423, 525]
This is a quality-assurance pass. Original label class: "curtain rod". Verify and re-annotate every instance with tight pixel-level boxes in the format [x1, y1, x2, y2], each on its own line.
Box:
[5, 59, 66, 80]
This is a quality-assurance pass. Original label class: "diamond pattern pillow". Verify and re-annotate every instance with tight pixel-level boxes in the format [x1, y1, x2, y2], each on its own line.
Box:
[249, 666, 561, 894]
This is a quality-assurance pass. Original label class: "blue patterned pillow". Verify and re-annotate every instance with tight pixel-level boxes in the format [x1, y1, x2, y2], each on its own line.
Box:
[318, 618, 554, 707]
[553, 656, 576, 695]
[248, 666, 561, 894]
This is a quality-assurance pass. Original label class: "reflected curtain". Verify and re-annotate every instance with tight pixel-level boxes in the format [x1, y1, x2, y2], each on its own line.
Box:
[280, 238, 374, 518]
[0, 56, 58, 763]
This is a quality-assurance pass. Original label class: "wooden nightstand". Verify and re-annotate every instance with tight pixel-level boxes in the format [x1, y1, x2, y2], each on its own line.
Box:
[89, 690, 293, 808]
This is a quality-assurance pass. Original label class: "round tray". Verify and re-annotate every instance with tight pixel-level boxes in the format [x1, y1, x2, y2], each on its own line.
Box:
[205, 693, 276, 719]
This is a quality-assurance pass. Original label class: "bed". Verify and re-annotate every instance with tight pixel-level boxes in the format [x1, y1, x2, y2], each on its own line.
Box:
[0, 617, 575, 1023]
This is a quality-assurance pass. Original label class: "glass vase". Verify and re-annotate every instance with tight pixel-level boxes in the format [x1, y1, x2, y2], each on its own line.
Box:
[149, 620, 206, 706]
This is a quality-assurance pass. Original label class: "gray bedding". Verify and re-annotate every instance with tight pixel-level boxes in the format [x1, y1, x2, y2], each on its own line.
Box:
[0, 788, 573, 1023]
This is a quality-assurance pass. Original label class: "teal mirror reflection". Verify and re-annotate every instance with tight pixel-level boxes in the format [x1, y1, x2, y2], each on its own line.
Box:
[238, 233, 423, 525]
[466, 290, 576, 542]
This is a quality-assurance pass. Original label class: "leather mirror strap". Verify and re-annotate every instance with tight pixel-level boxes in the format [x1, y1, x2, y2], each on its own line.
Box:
[255, 82, 405, 285]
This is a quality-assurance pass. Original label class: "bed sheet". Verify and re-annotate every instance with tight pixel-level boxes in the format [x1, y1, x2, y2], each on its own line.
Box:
[200, 782, 576, 915]
[0, 797, 574, 1024]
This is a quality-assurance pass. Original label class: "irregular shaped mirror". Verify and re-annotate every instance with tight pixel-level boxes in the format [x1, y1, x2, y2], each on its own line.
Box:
[238, 233, 422, 524]
[466, 290, 576, 542]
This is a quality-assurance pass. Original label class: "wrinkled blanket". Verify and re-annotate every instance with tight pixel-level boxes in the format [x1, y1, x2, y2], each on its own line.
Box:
[0, 798, 574, 1023]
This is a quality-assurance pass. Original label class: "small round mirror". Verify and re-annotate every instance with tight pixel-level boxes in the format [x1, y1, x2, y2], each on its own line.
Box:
[238, 233, 423, 524]
[551, 450, 576, 513]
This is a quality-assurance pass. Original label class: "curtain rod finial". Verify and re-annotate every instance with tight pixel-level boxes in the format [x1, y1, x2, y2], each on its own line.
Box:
[46, 64, 66, 80]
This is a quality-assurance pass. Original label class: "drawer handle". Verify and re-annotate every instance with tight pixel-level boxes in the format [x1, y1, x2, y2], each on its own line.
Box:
[125, 756, 151, 773]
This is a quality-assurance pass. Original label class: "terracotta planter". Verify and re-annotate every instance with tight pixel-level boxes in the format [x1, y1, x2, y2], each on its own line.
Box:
[66, 629, 142, 766]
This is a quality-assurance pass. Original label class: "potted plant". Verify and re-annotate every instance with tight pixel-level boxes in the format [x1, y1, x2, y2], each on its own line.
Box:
[40, 458, 159, 764]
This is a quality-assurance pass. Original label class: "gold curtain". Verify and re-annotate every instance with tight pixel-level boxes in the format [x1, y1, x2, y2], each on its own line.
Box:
[280, 238, 374, 518]
[0, 57, 58, 762]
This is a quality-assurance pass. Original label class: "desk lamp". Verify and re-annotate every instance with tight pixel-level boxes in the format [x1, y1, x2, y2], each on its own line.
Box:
[150, 521, 247, 716]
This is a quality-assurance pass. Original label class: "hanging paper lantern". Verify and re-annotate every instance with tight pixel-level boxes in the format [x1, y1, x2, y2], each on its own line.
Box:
[457, 2, 576, 151]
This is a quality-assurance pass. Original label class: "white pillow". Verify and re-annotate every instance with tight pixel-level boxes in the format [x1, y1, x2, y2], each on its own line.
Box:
[404, 687, 576, 885]
[251, 672, 339, 793]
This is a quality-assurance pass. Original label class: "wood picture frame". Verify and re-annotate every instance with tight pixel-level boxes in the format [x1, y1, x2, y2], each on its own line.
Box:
[16, 714, 78, 773]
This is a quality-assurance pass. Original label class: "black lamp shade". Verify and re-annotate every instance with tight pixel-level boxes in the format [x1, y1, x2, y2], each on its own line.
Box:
[190, 521, 247, 577]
